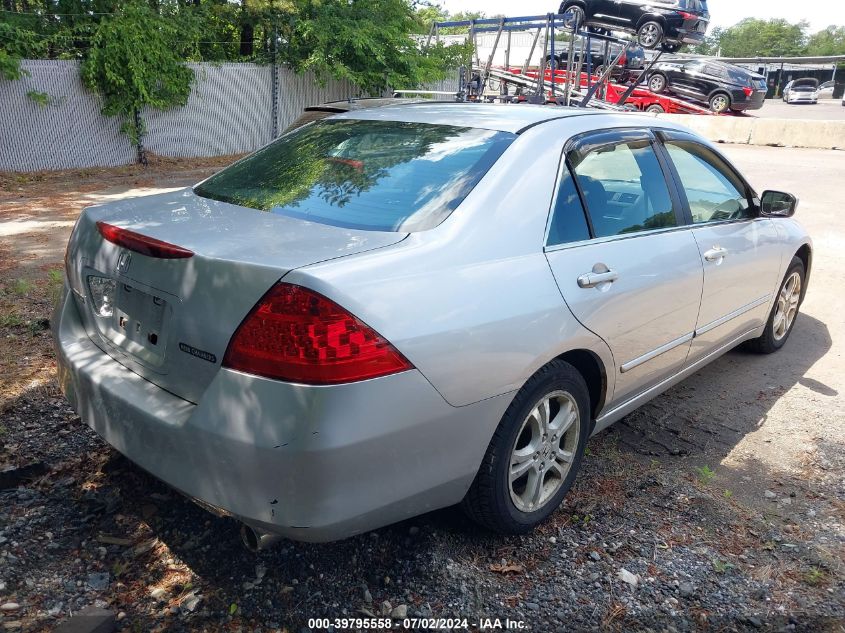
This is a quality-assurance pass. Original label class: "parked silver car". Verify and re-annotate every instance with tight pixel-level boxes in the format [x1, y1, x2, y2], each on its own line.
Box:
[783, 78, 820, 104]
[55, 104, 812, 548]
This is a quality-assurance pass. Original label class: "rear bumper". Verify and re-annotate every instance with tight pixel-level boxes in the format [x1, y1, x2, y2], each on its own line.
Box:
[786, 94, 818, 103]
[729, 96, 766, 112]
[667, 26, 707, 45]
[54, 285, 512, 542]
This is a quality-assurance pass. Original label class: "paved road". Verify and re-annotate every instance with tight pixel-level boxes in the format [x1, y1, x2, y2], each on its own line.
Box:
[746, 98, 845, 121]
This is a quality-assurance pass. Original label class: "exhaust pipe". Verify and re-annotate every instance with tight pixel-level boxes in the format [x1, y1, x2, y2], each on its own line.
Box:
[240, 524, 283, 552]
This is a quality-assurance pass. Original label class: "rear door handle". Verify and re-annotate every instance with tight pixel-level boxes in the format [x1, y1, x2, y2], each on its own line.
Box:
[577, 270, 619, 289]
[703, 247, 728, 262]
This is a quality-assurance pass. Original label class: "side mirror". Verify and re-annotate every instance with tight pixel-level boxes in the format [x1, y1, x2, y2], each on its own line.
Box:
[760, 190, 798, 218]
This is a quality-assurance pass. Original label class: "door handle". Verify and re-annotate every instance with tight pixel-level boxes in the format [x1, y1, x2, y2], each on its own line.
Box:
[577, 269, 619, 289]
[703, 247, 728, 262]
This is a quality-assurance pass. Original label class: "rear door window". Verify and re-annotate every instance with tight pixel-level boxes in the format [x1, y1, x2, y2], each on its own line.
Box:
[547, 168, 591, 246]
[569, 139, 676, 238]
[195, 120, 515, 232]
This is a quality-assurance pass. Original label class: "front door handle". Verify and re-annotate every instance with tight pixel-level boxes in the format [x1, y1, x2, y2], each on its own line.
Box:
[577, 269, 619, 289]
[703, 247, 728, 262]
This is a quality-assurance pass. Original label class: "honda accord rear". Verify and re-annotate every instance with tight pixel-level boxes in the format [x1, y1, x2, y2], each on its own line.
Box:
[54, 111, 534, 543]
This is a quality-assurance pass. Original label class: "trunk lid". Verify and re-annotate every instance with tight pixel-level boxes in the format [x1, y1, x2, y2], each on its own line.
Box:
[65, 188, 407, 403]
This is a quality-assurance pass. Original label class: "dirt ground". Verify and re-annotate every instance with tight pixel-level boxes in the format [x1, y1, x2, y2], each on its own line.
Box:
[0, 147, 843, 632]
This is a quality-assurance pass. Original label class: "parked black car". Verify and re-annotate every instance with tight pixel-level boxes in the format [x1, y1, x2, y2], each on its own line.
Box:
[559, 0, 710, 51]
[645, 59, 767, 113]
[546, 44, 645, 82]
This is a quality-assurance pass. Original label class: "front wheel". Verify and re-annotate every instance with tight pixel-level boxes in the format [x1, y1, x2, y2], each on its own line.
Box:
[462, 360, 590, 534]
[637, 21, 664, 49]
[709, 92, 731, 113]
[745, 257, 805, 354]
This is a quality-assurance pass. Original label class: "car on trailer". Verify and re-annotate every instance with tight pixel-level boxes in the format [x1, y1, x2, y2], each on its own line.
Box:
[646, 58, 767, 113]
[547, 44, 646, 84]
[559, 0, 710, 51]
[782, 79, 820, 105]
[56, 103, 812, 548]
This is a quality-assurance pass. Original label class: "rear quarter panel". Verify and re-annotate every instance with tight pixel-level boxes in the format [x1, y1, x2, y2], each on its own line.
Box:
[285, 118, 621, 408]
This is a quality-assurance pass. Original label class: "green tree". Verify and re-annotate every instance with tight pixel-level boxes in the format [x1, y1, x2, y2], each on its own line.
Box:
[0, 20, 45, 79]
[281, 0, 465, 93]
[806, 25, 845, 56]
[80, 2, 198, 144]
[701, 18, 808, 57]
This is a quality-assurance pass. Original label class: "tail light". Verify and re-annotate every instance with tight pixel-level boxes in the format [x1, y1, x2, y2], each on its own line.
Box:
[678, 11, 695, 20]
[743, 86, 754, 97]
[223, 283, 413, 385]
[96, 221, 193, 259]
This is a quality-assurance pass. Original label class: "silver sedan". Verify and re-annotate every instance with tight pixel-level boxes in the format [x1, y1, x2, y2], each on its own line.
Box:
[54, 104, 812, 548]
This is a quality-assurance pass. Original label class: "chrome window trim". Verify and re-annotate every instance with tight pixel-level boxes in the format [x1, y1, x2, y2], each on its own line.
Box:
[544, 224, 690, 253]
[620, 332, 695, 374]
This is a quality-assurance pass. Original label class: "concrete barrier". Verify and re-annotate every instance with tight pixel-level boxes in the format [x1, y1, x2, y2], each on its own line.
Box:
[650, 113, 845, 150]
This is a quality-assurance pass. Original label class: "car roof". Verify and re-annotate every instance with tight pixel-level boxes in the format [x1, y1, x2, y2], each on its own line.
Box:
[329, 103, 606, 134]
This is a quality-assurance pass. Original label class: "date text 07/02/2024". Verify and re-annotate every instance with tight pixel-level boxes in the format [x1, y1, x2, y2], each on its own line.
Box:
[307, 618, 527, 630]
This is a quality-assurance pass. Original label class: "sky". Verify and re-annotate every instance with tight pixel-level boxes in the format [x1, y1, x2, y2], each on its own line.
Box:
[436, 0, 845, 33]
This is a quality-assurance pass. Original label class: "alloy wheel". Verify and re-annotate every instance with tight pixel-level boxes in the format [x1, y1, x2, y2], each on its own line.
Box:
[711, 94, 729, 112]
[639, 23, 661, 47]
[508, 391, 580, 513]
[649, 75, 665, 92]
[773, 272, 801, 341]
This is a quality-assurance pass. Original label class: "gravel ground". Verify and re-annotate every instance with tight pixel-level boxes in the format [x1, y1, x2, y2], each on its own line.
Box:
[1, 149, 844, 632]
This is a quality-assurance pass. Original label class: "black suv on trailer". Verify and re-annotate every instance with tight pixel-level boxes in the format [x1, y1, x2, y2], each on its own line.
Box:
[559, 0, 710, 51]
[646, 59, 768, 113]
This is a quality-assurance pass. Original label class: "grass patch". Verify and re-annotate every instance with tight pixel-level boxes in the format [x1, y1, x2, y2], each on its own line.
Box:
[804, 567, 826, 586]
[696, 465, 715, 485]
[47, 268, 64, 305]
[0, 311, 25, 328]
[10, 278, 33, 296]
[712, 559, 734, 574]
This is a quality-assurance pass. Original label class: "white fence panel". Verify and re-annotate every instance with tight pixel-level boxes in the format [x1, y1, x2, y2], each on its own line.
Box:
[275, 68, 360, 134]
[143, 63, 273, 158]
[0, 60, 135, 171]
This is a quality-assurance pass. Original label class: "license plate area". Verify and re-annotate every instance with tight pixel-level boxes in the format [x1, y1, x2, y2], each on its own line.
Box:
[86, 272, 173, 369]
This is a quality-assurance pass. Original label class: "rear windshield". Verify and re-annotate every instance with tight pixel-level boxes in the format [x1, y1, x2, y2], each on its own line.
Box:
[194, 119, 515, 232]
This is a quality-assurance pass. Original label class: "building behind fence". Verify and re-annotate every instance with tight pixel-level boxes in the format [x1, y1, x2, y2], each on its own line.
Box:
[0, 60, 458, 173]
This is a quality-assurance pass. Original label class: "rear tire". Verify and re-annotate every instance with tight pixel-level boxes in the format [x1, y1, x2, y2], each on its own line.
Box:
[462, 360, 591, 534]
[745, 257, 805, 354]
[648, 73, 667, 93]
[661, 41, 683, 53]
[646, 103, 665, 113]
[709, 92, 731, 113]
[637, 21, 664, 49]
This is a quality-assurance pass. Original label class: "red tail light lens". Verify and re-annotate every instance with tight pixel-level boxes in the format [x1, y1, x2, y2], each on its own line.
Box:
[223, 283, 413, 385]
[743, 86, 754, 97]
[96, 221, 194, 259]
[678, 11, 695, 20]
